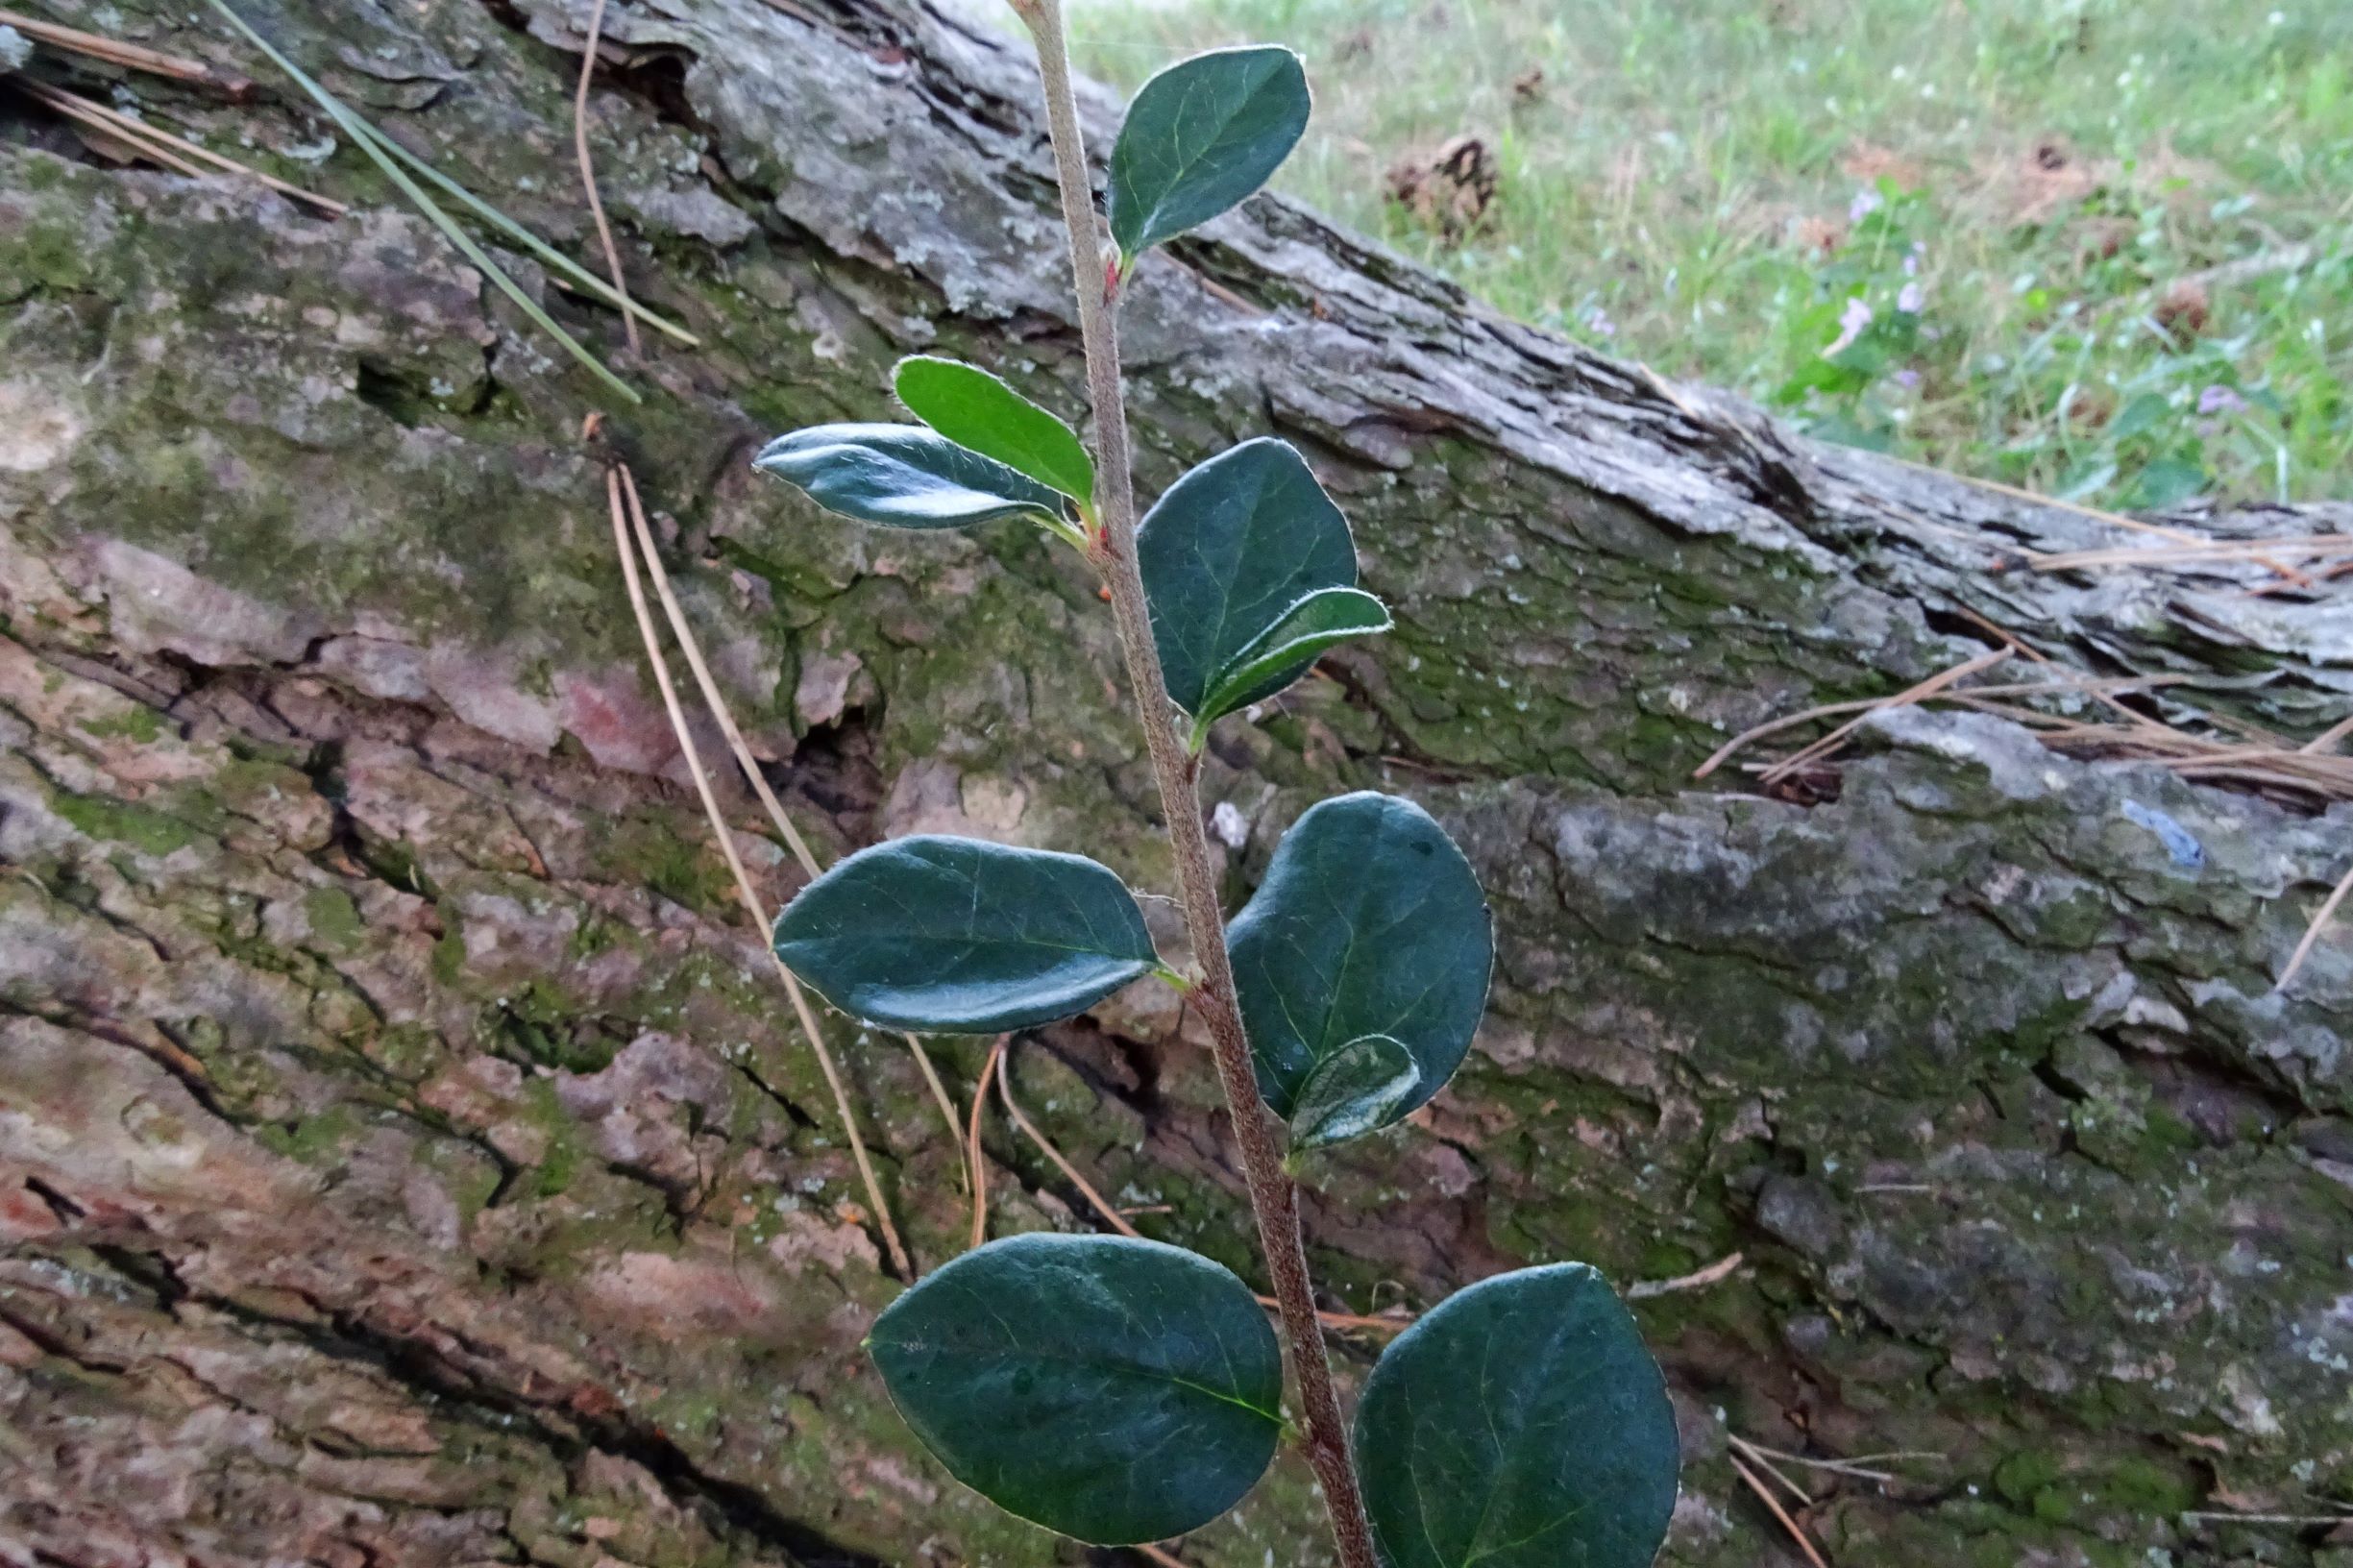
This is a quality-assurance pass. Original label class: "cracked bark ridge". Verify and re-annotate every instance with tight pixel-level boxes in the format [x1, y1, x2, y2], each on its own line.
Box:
[1, 1, 2348, 1565]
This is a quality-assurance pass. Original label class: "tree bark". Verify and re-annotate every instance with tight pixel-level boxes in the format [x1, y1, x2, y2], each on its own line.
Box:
[2, 2, 2348, 1566]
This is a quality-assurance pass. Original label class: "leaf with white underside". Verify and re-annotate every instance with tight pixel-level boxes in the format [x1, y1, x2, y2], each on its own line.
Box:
[1189, 585, 1390, 745]
[893, 356, 1096, 504]
[772, 836, 1157, 1033]
[1354, 1263, 1681, 1568]
[1286, 1034, 1419, 1153]
[753, 424, 1069, 531]
[1109, 45, 1311, 261]
[1229, 792, 1492, 1132]
[1138, 438, 1359, 722]
[868, 1233, 1284, 1545]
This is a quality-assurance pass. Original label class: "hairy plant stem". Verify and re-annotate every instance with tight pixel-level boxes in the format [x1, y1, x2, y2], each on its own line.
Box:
[1017, 8, 1379, 1565]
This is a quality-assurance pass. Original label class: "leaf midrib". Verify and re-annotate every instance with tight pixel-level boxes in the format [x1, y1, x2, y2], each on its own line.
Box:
[797, 932, 1148, 964]
[875, 1335, 1283, 1426]
[1128, 61, 1282, 233]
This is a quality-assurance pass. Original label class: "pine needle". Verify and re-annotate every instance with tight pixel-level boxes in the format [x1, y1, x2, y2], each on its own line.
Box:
[1729, 1452, 1832, 1568]
[1727, 1435, 1815, 1505]
[351, 118, 699, 346]
[1693, 673, 2201, 780]
[571, 0, 640, 357]
[967, 1038, 1006, 1250]
[18, 79, 345, 215]
[2277, 857, 2353, 992]
[205, 0, 643, 404]
[1627, 1250, 1744, 1299]
[0, 6, 250, 92]
[1882, 451, 2313, 586]
[602, 450, 910, 1277]
[994, 1047, 1408, 1335]
[1756, 648, 2011, 787]
[2030, 534, 2353, 572]
[612, 465, 968, 1181]
[1700, 641, 2353, 809]
[995, 1043, 1144, 1240]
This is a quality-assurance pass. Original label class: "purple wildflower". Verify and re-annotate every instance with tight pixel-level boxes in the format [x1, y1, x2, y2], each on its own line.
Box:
[1826, 296, 1874, 357]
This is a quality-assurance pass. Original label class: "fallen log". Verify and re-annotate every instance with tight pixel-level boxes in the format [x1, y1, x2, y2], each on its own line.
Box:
[1, 2, 2347, 1563]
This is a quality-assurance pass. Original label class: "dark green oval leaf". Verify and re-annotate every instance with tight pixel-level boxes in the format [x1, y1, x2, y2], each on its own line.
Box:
[772, 836, 1157, 1033]
[1229, 792, 1491, 1127]
[753, 423, 1067, 531]
[894, 356, 1096, 504]
[1190, 585, 1391, 743]
[869, 1233, 1284, 1545]
[1138, 438, 1357, 719]
[1108, 45, 1311, 261]
[1287, 1034, 1419, 1153]
[1355, 1263, 1680, 1568]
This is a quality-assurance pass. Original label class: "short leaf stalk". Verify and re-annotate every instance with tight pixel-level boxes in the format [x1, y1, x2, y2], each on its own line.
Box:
[1019, 4, 1378, 1563]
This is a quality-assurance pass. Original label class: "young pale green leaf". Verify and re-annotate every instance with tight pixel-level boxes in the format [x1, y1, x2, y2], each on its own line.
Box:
[893, 356, 1096, 504]
[868, 1233, 1284, 1545]
[1108, 45, 1311, 261]
[1354, 1264, 1680, 1568]
[1189, 585, 1391, 744]
[772, 836, 1157, 1033]
[1137, 438, 1357, 718]
[1228, 792, 1491, 1129]
[1287, 1034, 1419, 1153]
[753, 424, 1069, 531]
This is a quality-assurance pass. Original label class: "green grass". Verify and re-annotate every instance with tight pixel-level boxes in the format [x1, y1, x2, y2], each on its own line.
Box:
[1060, 0, 2353, 508]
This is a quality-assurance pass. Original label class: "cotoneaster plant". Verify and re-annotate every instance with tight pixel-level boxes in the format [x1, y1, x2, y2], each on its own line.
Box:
[752, 8, 1682, 1565]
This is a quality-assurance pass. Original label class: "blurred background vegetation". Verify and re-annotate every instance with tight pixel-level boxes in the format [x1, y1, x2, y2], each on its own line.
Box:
[1033, 0, 2352, 510]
